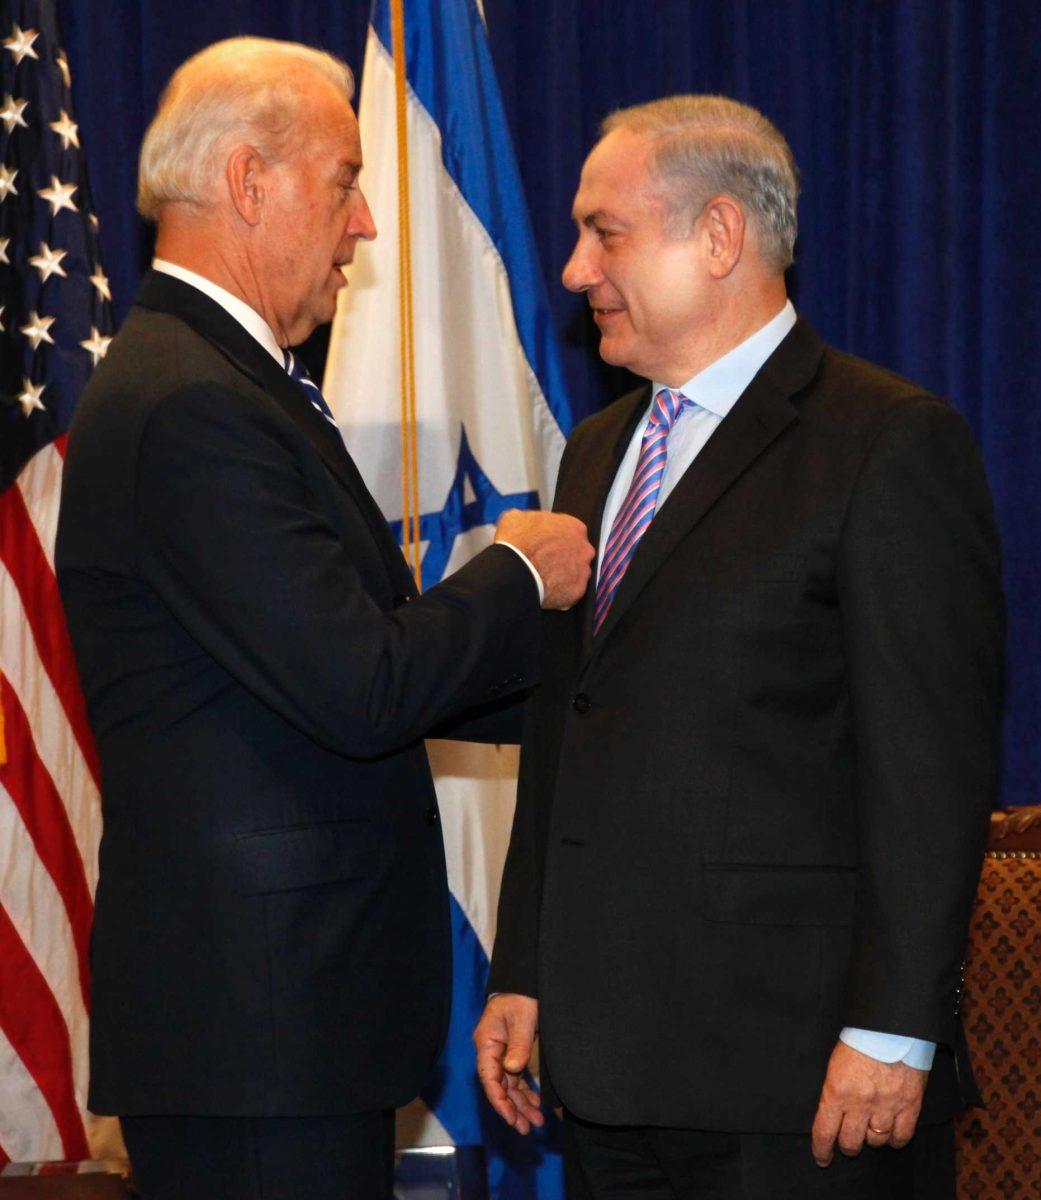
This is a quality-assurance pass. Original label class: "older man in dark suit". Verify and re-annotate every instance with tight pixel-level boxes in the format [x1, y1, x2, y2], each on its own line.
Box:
[475, 95, 1003, 1198]
[55, 36, 593, 1200]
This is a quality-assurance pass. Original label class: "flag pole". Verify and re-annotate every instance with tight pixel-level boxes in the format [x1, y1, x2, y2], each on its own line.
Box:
[390, 0, 422, 590]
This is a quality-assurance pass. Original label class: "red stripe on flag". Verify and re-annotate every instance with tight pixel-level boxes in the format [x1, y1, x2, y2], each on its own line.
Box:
[0, 906, 89, 1160]
[0, 677, 93, 1013]
[0, 1142, 9, 1170]
[0, 486, 100, 785]
[53, 434, 68, 459]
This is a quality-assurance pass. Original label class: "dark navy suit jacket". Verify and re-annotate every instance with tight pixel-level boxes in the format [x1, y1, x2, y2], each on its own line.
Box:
[57, 270, 537, 1115]
[489, 319, 1003, 1132]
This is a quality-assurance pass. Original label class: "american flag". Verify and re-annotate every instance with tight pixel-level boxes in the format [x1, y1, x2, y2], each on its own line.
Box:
[0, 0, 119, 1165]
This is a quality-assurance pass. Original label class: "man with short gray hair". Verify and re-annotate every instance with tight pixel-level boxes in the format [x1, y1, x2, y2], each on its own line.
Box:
[475, 94, 1002, 1197]
[56, 36, 593, 1200]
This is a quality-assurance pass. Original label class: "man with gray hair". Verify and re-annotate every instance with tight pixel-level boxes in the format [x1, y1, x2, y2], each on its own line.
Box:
[475, 95, 1002, 1197]
[56, 36, 593, 1200]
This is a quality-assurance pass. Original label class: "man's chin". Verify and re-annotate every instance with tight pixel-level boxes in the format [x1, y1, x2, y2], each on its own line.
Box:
[311, 290, 341, 330]
[597, 336, 632, 371]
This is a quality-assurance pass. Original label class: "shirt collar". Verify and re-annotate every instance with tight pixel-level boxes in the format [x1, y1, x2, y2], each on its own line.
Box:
[653, 299, 798, 418]
[152, 258, 285, 367]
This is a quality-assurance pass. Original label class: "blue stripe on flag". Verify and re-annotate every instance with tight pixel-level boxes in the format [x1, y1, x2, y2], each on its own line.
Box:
[371, 0, 573, 437]
[422, 895, 563, 1198]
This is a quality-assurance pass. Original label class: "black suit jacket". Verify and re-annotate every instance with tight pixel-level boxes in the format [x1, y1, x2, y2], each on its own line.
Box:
[488, 318, 1004, 1133]
[56, 271, 539, 1116]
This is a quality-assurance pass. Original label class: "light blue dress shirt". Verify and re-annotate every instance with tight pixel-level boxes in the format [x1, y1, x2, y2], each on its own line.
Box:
[600, 299, 935, 1072]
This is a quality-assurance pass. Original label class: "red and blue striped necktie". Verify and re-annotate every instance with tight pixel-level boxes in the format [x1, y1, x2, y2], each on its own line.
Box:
[594, 387, 691, 633]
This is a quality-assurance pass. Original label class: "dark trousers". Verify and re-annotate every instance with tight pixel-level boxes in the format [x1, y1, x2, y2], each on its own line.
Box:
[120, 1111, 395, 1200]
[563, 1111, 955, 1200]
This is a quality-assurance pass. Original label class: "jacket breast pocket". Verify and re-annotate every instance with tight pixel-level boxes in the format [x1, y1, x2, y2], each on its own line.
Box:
[232, 819, 379, 895]
[702, 864, 856, 927]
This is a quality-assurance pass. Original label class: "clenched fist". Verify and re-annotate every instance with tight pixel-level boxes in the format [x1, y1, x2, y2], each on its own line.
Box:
[495, 510, 594, 611]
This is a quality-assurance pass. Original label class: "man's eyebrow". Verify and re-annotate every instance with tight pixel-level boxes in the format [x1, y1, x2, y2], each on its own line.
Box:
[576, 209, 626, 228]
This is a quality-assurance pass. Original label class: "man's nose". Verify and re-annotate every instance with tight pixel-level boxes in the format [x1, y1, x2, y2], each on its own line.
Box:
[351, 189, 377, 242]
[562, 240, 599, 293]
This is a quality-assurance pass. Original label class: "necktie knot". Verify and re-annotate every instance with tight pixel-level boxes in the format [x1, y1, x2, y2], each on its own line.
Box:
[647, 387, 689, 435]
[283, 348, 314, 389]
[282, 349, 342, 435]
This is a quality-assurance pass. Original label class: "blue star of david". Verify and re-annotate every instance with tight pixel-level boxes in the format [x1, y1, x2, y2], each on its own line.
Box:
[388, 426, 539, 590]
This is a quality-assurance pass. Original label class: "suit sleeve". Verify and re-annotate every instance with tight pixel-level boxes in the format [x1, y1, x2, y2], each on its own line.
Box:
[430, 694, 528, 745]
[485, 426, 589, 998]
[133, 383, 540, 760]
[837, 398, 1004, 1046]
[485, 687, 542, 997]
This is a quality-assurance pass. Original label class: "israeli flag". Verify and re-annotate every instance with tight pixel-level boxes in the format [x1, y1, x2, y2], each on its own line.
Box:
[323, 1, 570, 1195]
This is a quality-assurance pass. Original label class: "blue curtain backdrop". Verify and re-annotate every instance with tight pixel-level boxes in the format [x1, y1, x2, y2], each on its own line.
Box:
[56, 0, 1040, 806]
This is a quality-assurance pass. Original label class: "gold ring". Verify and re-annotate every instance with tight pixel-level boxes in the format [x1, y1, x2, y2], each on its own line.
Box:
[868, 1125, 890, 1136]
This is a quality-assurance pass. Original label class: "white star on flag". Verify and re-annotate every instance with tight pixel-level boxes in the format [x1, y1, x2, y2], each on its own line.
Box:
[0, 93, 28, 133]
[20, 310, 56, 350]
[3, 23, 39, 66]
[89, 267, 112, 302]
[28, 242, 68, 283]
[0, 163, 19, 201]
[56, 48, 71, 87]
[0, 236, 9, 263]
[38, 174, 78, 216]
[17, 377, 46, 417]
[49, 108, 79, 150]
[80, 326, 113, 365]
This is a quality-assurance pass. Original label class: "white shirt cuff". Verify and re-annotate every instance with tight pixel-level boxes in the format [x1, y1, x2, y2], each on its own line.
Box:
[840, 1027, 936, 1070]
[498, 541, 544, 604]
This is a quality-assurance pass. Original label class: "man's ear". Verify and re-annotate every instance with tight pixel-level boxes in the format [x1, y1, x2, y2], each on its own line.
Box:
[225, 144, 265, 226]
[701, 195, 745, 279]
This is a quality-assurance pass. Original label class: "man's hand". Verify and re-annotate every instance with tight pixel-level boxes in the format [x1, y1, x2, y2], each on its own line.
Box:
[494, 510, 594, 611]
[473, 993, 544, 1134]
[811, 1041, 928, 1166]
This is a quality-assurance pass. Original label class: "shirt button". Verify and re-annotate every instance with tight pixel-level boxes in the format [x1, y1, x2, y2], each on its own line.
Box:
[572, 693, 591, 714]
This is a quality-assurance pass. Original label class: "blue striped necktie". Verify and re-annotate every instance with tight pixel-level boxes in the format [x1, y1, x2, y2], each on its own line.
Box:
[282, 349, 343, 439]
[594, 387, 692, 633]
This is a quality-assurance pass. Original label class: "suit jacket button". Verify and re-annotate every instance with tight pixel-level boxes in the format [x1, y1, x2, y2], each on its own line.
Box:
[425, 805, 439, 826]
[572, 693, 591, 714]
[392, 593, 413, 608]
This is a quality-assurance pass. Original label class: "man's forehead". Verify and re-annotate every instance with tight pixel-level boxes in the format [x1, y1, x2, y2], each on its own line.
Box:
[308, 96, 362, 162]
[572, 129, 656, 218]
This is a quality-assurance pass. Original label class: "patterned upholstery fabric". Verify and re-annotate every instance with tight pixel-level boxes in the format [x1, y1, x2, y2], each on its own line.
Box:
[956, 809, 1041, 1199]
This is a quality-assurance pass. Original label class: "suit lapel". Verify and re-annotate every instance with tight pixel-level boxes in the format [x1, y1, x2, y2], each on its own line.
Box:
[587, 318, 825, 656]
[135, 271, 418, 599]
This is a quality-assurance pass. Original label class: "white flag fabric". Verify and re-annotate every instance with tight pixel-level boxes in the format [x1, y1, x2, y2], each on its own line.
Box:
[324, 1, 571, 1195]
